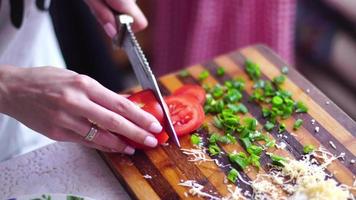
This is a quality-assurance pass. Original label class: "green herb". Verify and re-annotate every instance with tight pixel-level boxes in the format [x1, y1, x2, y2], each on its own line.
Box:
[293, 119, 303, 130]
[229, 152, 249, 169]
[281, 66, 289, 74]
[243, 118, 258, 131]
[190, 133, 201, 145]
[267, 153, 287, 167]
[303, 144, 315, 154]
[272, 96, 283, 107]
[245, 59, 261, 80]
[295, 101, 308, 113]
[211, 85, 225, 98]
[198, 70, 210, 81]
[264, 121, 275, 131]
[227, 168, 239, 183]
[216, 67, 225, 76]
[273, 75, 286, 85]
[278, 123, 286, 133]
[249, 154, 261, 169]
[247, 145, 263, 156]
[209, 133, 236, 144]
[213, 116, 223, 129]
[224, 89, 242, 103]
[265, 138, 276, 148]
[208, 144, 221, 156]
[227, 103, 248, 114]
[178, 69, 189, 77]
[240, 137, 252, 149]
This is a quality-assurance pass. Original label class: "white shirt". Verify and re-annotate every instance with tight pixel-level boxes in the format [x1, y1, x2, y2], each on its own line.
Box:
[0, 0, 65, 162]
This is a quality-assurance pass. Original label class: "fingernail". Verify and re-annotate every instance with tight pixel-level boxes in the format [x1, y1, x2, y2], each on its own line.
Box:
[103, 23, 117, 38]
[149, 122, 163, 133]
[123, 146, 135, 155]
[144, 136, 158, 147]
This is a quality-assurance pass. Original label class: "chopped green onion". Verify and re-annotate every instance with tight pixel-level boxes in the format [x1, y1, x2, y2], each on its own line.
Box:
[190, 133, 201, 145]
[211, 85, 224, 98]
[278, 123, 286, 133]
[249, 154, 261, 169]
[273, 75, 286, 85]
[247, 145, 263, 156]
[245, 59, 261, 80]
[243, 118, 258, 131]
[267, 153, 287, 167]
[293, 119, 303, 130]
[264, 121, 275, 131]
[281, 66, 289, 74]
[265, 138, 276, 148]
[240, 137, 252, 149]
[178, 69, 189, 77]
[227, 103, 248, 114]
[213, 116, 223, 129]
[198, 70, 210, 81]
[272, 96, 283, 106]
[229, 152, 249, 169]
[224, 89, 242, 103]
[208, 144, 221, 156]
[295, 101, 308, 113]
[303, 144, 315, 154]
[227, 168, 239, 183]
[216, 67, 225, 76]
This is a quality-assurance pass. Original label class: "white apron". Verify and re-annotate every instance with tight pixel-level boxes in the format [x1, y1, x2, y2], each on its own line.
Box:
[0, 0, 65, 162]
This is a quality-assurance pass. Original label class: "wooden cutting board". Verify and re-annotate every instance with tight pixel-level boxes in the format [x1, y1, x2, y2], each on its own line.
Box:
[100, 45, 356, 200]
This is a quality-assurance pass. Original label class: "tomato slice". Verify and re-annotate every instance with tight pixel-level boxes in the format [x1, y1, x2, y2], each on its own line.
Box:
[173, 84, 206, 105]
[165, 95, 205, 136]
[128, 90, 164, 123]
[123, 89, 169, 149]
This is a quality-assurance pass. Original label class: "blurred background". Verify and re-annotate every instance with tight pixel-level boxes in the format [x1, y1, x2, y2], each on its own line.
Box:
[49, 0, 356, 120]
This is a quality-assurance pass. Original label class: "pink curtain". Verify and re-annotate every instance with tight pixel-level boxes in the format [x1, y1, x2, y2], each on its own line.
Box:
[150, 0, 296, 75]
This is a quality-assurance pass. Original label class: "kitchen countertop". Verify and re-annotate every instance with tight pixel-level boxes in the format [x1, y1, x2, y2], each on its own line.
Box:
[0, 142, 130, 200]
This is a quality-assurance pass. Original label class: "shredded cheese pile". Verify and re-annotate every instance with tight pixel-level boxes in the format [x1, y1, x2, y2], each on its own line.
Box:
[222, 185, 248, 200]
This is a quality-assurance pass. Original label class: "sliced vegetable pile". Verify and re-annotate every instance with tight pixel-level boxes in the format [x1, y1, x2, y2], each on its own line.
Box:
[191, 59, 309, 176]
[124, 85, 206, 149]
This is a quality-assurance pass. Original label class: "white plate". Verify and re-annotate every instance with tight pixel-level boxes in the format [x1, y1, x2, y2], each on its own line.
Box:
[8, 193, 95, 200]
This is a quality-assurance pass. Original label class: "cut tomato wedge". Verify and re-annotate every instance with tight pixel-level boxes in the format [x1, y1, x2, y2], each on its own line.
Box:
[173, 84, 206, 105]
[165, 95, 205, 136]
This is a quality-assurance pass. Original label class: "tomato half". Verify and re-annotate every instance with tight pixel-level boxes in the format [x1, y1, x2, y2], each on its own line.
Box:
[173, 84, 206, 105]
[165, 95, 205, 136]
[122, 89, 169, 149]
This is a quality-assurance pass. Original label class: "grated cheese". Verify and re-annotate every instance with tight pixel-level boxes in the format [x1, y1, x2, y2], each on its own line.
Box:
[351, 159, 355, 164]
[314, 126, 320, 133]
[181, 148, 214, 163]
[143, 174, 152, 179]
[222, 185, 247, 200]
[329, 141, 336, 149]
[178, 180, 220, 200]
[276, 142, 287, 149]
[311, 119, 316, 125]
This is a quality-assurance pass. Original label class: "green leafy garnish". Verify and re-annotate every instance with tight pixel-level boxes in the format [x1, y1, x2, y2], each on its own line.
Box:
[229, 152, 249, 169]
[247, 145, 263, 156]
[198, 70, 210, 81]
[227, 168, 239, 183]
[245, 59, 261, 80]
[178, 69, 189, 77]
[272, 96, 283, 106]
[264, 121, 275, 131]
[273, 75, 286, 85]
[216, 67, 225, 76]
[303, 144, 315, 154]
[190, 133, 201, 145]
[249, 154, 261, 169]
[267, 153, 287, 166]
[208, 144, 221, 156]
[293, 119, 303, 130]
[278, 123, 286, 133]
[295, 101, 308, 113]
[227, 103, 248, 114]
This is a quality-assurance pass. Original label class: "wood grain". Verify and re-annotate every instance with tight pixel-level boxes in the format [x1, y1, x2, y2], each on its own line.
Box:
[100, 45, 356, 199]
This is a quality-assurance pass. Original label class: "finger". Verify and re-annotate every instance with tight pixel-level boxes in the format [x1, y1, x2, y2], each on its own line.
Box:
[105, 0, 148, 31]
[86, 83, 163, 134]
[58, 127, 135, 155]
[85, 0, 117, 38]
[58, 113, 136, 154]
[72, 99, 158, 148]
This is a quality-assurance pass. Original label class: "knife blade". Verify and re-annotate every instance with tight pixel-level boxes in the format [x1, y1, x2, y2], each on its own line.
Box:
[114, 14, 180, 147]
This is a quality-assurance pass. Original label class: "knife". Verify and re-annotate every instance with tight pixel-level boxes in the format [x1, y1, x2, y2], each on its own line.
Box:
[113, 14, 181, 147]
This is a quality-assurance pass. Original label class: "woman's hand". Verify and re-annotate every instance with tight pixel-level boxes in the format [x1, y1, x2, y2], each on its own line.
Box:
[0, 65, 162, 154]
[84, 0, 148, 38]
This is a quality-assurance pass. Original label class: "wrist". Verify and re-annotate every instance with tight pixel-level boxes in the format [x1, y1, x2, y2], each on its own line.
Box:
[0, 65, 19, 113]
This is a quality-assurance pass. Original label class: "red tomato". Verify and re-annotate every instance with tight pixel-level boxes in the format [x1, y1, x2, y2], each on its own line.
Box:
[122, 90, 169, 149]
[173, 84, 206, 105]
[165, 95, 205, 136]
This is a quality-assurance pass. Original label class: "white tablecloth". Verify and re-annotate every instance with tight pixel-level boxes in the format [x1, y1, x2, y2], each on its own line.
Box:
[0, 142, 131, 200]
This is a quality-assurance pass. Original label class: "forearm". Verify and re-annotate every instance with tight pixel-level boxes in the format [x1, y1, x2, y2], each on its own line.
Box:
[0, 65, 18, 113]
